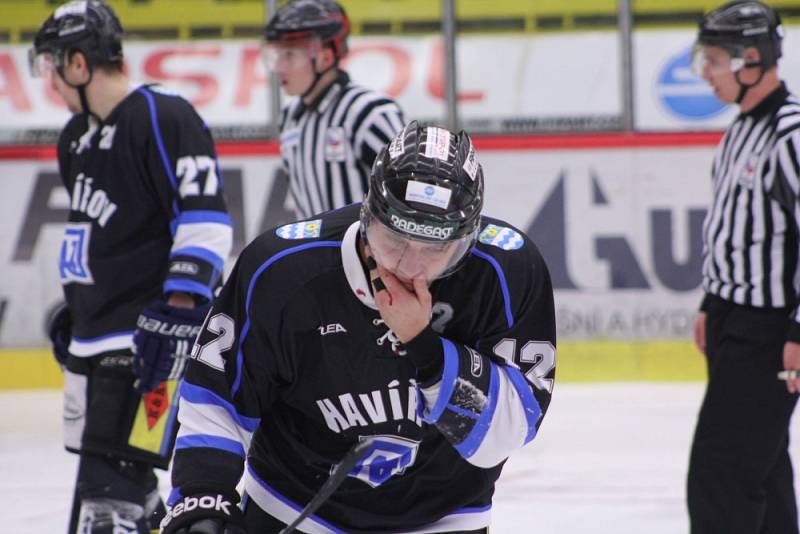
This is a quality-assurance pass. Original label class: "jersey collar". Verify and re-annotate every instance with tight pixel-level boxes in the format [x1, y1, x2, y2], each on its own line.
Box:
[341, 221, 378, 310]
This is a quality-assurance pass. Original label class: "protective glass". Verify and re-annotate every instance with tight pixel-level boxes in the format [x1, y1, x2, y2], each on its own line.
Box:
[28, 49, 58, 78]
[262, 40, 320, 72]
[364, 213, 475, 283]
[691, 43, 746, 76]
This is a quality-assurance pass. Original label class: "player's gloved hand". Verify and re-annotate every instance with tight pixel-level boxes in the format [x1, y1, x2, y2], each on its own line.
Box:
[46, 302, 71, 367]
[132, 300, 208, 393]
[159, 493, 246, 534]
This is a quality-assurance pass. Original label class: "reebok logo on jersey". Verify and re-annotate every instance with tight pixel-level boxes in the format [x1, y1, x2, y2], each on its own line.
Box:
[160, 494, 232, 528]
[389, 214, 454, 240]
[319, 323, 347, 335]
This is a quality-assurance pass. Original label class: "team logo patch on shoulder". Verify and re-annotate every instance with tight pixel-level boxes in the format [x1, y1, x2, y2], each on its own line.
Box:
[479, 224, 524, 250]
[276, 219, 323, 239]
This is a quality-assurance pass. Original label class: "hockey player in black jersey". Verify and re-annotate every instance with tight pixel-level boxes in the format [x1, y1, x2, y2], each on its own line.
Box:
[161, 122, 556, 534]
[29, 2, 232, 533]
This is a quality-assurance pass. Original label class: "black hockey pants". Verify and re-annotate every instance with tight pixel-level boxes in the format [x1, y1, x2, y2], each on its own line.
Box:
[687, 295, 799, 534]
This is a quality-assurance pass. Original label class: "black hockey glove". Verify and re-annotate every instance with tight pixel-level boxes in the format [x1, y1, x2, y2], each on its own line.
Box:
[132, 301, 208, 393]
[159, 493, 246, 534]
[46, 302, 71, 367]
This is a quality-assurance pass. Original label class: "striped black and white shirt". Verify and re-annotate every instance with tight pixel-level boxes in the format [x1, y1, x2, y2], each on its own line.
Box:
[702, 83, 800, 336]
[279, 71, 405, 219]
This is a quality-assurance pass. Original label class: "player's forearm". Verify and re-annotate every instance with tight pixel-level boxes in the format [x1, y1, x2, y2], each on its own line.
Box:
[407, 331, 543, 468]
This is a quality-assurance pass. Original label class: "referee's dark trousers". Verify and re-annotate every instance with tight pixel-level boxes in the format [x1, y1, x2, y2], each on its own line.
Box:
[688, 294, 799, 534]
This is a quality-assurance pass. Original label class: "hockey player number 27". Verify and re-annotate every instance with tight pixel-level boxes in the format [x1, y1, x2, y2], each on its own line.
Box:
[493, 339, 555, 394]
[176, 155, 219, 197]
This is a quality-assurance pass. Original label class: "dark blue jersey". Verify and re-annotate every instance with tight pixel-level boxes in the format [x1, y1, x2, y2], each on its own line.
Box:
[56, 84, 232, 356]
[171, 203, 555, 533]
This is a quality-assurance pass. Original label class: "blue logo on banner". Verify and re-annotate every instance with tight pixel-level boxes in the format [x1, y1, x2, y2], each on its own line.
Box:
[657, 47, 728, 120]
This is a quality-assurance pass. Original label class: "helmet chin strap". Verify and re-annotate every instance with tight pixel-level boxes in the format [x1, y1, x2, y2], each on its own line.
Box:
[58, 62, 99, 119]
[301, 56, 338, 100]
[734, 62, 765, 104]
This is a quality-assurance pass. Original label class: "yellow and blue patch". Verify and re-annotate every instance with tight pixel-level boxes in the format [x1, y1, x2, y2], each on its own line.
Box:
[276, 219, 323, 240]
[478, 224, 524, 250]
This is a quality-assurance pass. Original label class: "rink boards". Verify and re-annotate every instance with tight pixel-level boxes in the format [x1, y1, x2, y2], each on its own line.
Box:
[0, 133, 717, 387]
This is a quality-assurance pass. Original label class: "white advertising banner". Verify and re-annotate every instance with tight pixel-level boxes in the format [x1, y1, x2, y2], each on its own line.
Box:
[4, 28, 800, 137]
[0, 141, 717, 347]
[0, 33, 623, 141]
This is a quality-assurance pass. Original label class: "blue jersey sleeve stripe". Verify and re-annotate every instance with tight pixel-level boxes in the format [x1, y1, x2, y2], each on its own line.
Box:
[470, 248, 514, 328]
[136, 87, 178, 213]
[423, 338, 460, 424]
[164, 279, 213, 301]
[171, 246, 225, 272]
[175, 434, 246, 457]
[502, 365, 542, 443]
[455, 364, 500, 458]
[167, 487, 182, 507]
[231, 241, 342, 397]
[179, 380, 260, 432]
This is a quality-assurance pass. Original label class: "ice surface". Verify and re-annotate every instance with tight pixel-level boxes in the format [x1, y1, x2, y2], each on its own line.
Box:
[4, 383, 799, 533]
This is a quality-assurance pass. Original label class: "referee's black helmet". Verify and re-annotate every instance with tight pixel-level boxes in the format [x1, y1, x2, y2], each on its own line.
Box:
[264, 0, 350, 60]
[697, 1, 783, 68]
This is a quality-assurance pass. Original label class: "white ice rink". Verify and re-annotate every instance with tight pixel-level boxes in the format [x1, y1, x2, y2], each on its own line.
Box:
[5, 383, 800, 533]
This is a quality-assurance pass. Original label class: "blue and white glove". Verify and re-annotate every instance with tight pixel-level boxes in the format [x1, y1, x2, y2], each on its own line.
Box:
[132, 301, 208, 393]
[46, 303, 71, 367]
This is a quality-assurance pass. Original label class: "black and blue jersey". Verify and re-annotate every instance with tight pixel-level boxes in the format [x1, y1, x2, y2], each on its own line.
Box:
[171, 203, 555, 533]
[56, 84, 232, 356]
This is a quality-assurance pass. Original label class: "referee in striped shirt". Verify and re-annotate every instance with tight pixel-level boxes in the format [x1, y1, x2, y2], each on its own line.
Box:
[264, 0, 405, 219]
[688, 2, 800, 533]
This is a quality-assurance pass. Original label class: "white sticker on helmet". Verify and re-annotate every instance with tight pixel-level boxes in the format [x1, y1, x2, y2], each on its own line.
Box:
[388, 135, 404, 159]
[56, 1, 88, 20]
[424, 127, 451, 162]
[463, 145, 479, 181]
[405, 181, 452, 209]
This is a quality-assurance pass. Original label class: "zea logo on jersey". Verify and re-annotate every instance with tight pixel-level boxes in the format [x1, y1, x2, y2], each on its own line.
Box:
[70, 173, 118, 227]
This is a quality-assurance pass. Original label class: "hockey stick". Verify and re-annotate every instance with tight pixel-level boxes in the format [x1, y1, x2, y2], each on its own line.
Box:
[278, 440, 372, 534]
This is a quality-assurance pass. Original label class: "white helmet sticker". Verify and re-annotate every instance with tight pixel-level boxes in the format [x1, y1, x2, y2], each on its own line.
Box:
[424, 127, 451, 162]
[388, 135, 404, 159]
[463, 144, 479, 181]
[56, 1, 88, 20]
[405, 181, 452, 210]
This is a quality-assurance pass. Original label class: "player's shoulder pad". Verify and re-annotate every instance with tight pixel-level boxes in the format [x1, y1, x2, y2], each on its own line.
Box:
[239, 204, 357, 270]
[133, 84, 198, 119]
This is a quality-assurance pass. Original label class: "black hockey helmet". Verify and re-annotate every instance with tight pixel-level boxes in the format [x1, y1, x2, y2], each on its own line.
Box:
[361, 121, 484, 281]
[696, 1, 783, 69]
[29, 0, 123, 79]
[264, 0, 350, 60]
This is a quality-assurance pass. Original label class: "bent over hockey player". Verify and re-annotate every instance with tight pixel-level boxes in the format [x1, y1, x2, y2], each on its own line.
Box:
[162, 122, 555, 534]
[29, 1, 232, 532]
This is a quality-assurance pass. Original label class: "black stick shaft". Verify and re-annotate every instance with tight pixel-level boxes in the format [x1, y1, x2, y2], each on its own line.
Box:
[278, 441, 371, 534]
